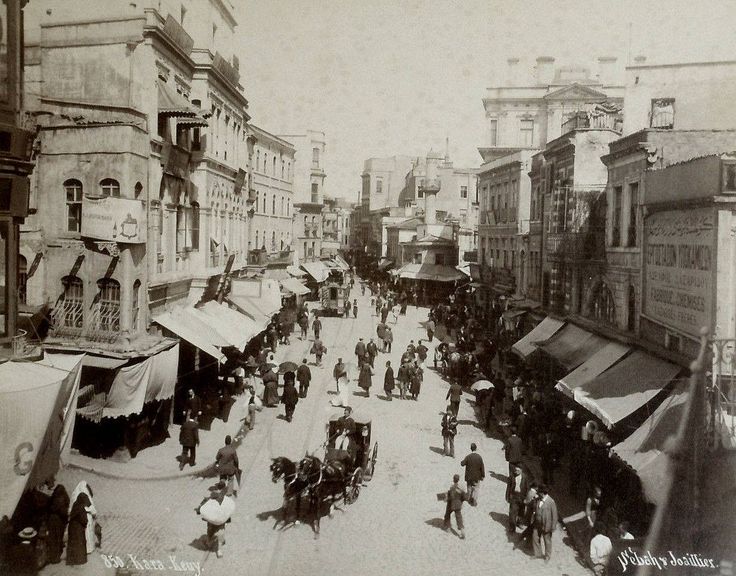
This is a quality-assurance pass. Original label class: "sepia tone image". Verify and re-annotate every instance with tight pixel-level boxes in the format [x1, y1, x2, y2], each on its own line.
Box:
[1, 1, 735, 575]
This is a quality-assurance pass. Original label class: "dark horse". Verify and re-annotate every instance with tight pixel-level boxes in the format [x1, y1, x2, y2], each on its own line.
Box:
[270, 457, 309, 527]
[297, 454, 349, 535]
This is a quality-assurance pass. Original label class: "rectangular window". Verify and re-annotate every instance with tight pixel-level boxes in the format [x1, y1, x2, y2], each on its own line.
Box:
[311, 183, 319, 203]
[312, 147, 320, 165]
[650, 98, 675, 129]
[376, 179, 383, 194]
[489, 119, 498, 146]
[628, 182, 639, 247]
[520, 119, 534, 147]
[176, 206, 187, 252]
[66, 185, 83, 233]
[190, 204, 200, 250]
[612, 186, 623, 246]
[460, 185, 468, 199]
[435, 253, 445, 265]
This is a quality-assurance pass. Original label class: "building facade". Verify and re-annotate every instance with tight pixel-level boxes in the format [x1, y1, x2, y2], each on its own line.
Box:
[248, 125, 295, 267]
[278, 130, 326, 262]
[321, 196, 354, 257]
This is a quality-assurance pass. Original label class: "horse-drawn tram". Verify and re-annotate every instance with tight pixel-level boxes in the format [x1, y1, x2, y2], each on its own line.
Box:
[269, 410, 378, 534]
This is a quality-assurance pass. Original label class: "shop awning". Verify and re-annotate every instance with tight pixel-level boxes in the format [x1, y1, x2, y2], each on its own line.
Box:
[538, 324, 609, 371]
[0, 353, 84, 519]
[152, 309, 227, 361]
[612, 390, 688, 506]
[287, 265, 307, 277]
[264, 268, 290, 281]
[377, 258, 394, 271]
[194, 301, 259, 350]
[575, 351, 682, 429]
[76, 344, 180, 422]
[333, 254, 351, 271]
[176, 113, 208, 128]
[457, 264, 472, 277]
[511, 316, 565, 358]
[157, 79, 197, 117]
[397, 263, 465, 282]
[280, 277, 310, 296]
[556, 342, 630, 398]
[227, 295, 270, 329]
[301, 260, 330, 283]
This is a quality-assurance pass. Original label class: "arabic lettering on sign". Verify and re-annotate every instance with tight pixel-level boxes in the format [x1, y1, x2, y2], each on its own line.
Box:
[81, 196, 145, 244]
[644, 208, 713, 337]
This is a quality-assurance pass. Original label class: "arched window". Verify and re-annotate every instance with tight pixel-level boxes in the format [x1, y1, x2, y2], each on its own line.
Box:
[100, 178, 120, 198]
[280, 233, 284, 251]
[64, 179, 83, 232]
[273, 156, 276, 174]
[97, 278, 121, 332]
[60, 275, 83, 329]
[590, 281, 616, 326]
[262, 193, 267, 214]
[134, 182, 143, 198]
[263, 153, 268, 174]
[132, 279, 141, 330]
[280, 196, 284, 216]
[627, 285, 636, 332]
[176, 205, 186, 252]
[272, 195, 276, 215]
[287, 199, 291, 216]
[255, 230, 260, 250]
[271, 231, 276, 252]
[18, 255, 28, 305]
[256, 150, 261, 172]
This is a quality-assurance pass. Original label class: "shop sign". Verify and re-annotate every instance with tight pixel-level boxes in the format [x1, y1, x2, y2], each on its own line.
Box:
[643, 208, 713, 336]
[82, 196, 145, 244]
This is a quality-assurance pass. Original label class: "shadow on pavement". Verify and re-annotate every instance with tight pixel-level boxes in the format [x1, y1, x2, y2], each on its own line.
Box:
[424, 517, 447, 532]
[428, 446, 445, 456]
[489, 510, 509, 529]
[456, 419, 483, 430]
[189, 536, 211, 552]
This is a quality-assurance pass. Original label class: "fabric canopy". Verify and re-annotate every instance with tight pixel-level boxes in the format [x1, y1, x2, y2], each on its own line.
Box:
[280, 277, 310, 296]
[157, 79, 197, 117]
[77, 343, 180, 422]
[612, 390, 688, 506]
[153, 309, 227, 361]
[193, 301, 259, 351]
[397, 263, 464, 282]
[539, 324, 609, 371]
[301, 261, 330, 283]
[556, 342, 630, 397]
[333, 254, 351, 271]
[82, 355, 129, 369]
[227, 295, 270, 329]
[176, 113, 208, 128]
[511, 316, 565, 358]
[574, 351, 682, 429]
[0, 353, 84, 520]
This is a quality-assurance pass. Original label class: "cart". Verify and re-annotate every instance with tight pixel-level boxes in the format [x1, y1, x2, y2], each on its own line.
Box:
[325, 412, 378, 503]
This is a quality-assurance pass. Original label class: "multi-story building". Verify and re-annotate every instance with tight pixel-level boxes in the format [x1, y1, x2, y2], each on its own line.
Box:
[321, 196, 354, 257]
[478, 57, 625, 309]
[279, 130, 326, 262]
[248, 124, 295, 272]
[359, 155, 414, 259]
[20, 0, 261, 453]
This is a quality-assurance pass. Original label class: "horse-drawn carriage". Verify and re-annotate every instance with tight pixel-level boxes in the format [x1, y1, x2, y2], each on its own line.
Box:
[270, 411, 378, 534]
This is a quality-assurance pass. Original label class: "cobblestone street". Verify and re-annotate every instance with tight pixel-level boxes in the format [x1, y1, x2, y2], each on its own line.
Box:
[41, 290, 590, 576]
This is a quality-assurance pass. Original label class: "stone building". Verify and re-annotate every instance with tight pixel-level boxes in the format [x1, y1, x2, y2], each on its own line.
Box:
[279, 130, 326, 262]
[321, 196, 354, 257]
[248, 124, 295, 271]
[20, 0, 261, 452]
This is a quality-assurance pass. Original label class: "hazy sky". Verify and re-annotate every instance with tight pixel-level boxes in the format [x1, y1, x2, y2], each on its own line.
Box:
[235, 0, 736, 201]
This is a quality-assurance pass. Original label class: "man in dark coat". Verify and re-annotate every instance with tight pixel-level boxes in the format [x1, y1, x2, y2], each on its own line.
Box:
[185, 389, 202, 421]
[443, 474, 466, 539]
[354, 338, 367, 367]
[47, 484, 70, 564]
[297, 359, 312, 398]
[333, 358, 346, 392]
[532, 485, 558, 562]
[343, 299, 350, 318]
[380, 305, 389, 324]
[460, 443, 486, 506]
[281, 373, 299, 423]
[179, 411, 199, 470]
[384, 326, 394, 353]
[366, 338, 378, 368]
[505, 427, 524, 476]
[299, 314, 309, 339]
[358, 362, 373, 397]
[383, 361, 395, 400]
[312, 315, 322, 339]
[446, 382, 462, 417]
[506, 464, 529, 533]
[441, 408, 458, 457]
[416, 340, 429, 364]
[215, 435, 240, 496]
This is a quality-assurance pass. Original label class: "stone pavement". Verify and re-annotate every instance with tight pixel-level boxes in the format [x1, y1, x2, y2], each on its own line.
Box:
[38, 287, 591, 576]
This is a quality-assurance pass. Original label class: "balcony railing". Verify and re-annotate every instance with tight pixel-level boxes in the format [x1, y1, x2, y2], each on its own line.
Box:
[212, 52, 240, 86]
[162, 14, 194, 54]
[561, 111, 622, 134]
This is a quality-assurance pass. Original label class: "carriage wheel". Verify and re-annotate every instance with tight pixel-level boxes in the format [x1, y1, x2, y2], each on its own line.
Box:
[346, 469, 363, 504]
[364, 443, 378, 480]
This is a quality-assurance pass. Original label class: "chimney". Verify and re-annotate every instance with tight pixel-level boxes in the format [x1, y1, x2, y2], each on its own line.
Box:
[597, 56, 618, 85]
[535, 56, 555, 85]
[506, 57, 520, 86]
[634, 55, 647, 65]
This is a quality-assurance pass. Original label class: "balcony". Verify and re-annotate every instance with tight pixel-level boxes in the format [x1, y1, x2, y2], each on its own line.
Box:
[212, 52, 240, 87]
[561, 111, 622, 134]
[81, 195, 146, 244]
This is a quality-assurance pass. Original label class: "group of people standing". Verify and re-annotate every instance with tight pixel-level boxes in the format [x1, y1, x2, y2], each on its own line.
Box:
[2, 479, 100, 571]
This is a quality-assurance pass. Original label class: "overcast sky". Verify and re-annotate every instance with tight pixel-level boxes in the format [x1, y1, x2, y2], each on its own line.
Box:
[236, 0, 736, 201]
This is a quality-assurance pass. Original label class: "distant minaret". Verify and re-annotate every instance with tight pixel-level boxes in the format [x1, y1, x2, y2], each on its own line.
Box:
[445, 137, 450, 162]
